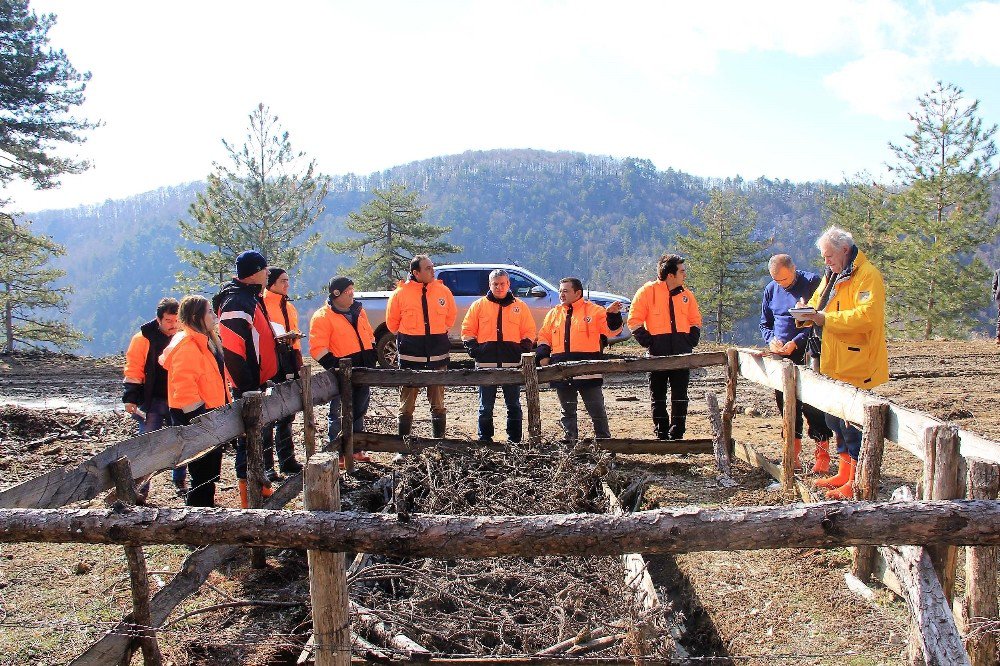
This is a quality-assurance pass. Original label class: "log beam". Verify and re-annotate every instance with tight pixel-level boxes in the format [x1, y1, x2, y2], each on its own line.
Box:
[7, 500, 1000, 557]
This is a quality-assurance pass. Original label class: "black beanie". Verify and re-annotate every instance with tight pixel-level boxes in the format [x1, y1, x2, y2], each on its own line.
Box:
[235, 250, 267, 279]
[266, 267, 287, 288]
[328, 275, 354, 296]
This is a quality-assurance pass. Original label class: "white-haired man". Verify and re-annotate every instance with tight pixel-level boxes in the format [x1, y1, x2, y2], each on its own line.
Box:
[795, 227, 889, 499]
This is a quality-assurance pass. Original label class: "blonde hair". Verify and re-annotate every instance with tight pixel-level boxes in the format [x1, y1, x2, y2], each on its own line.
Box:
[178, 295, 222, 353]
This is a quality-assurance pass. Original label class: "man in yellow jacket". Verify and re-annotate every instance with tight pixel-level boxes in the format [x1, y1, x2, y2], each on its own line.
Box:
[386, 254, 458, 438]
[795, 226, 889, 499]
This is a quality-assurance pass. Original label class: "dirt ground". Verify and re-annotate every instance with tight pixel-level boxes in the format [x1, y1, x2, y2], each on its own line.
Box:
[0, 339, 998, 665]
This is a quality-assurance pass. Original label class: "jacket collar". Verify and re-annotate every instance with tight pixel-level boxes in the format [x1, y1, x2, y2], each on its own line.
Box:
[486, 292, 515, 306]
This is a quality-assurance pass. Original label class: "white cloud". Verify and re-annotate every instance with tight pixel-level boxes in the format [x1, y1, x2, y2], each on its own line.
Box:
[934, 1, 1000, 66]
[823, 50, 933, 120]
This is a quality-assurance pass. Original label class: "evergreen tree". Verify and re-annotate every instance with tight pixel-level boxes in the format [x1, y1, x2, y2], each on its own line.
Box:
[330, 184, 461, 290]
[177, 103, 328, 292]
[887, 82, 998, 339]
[677, 189, 771, 342]
[0, 0, 98, 207]
[0, 214, 87, 352]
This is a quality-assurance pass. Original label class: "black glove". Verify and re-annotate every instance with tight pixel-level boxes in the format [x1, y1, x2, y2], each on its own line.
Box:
[122, 383, 143, 405]
[520, 338, 534, 352]
[463, 339, 481, 359]
[633, 326, 652, 348]
[317, 353, 338, 370]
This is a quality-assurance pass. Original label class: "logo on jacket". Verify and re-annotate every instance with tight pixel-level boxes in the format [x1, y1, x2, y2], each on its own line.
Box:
[584, 316, 593, 323]
[682, 296, 689, 303]
[858, 291, 871, 302]
[513, 306, 520, 313]
[438, 298, 446, 306]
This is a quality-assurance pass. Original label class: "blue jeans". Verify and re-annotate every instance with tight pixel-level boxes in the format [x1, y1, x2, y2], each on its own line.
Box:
[478, 384, 523, 442]
[825, 413, 862, 460]
[328, 385, 371, 445]
[555, 383, 611, 440]
[135, 397, 186, 486]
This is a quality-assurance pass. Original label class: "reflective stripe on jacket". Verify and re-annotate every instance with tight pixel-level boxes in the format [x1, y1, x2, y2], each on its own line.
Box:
[628, 281, 703, 356]
[215, 279, 279, 391]
[386, 278, 457, 369]
[309, 303, 376, 367]
[461, 293, 537, 368]
[806, 248, 889, 389]
[159, 329, 230, 412]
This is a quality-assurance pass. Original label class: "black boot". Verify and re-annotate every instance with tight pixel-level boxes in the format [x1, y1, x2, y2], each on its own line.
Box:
[431, 412, 446, 438]
[398, 414, 412, 437]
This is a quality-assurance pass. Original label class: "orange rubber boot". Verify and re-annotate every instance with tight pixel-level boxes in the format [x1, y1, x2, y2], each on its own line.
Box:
[825, 458, 857, 499]
[814, 453, 852, 489]
[238, 479, 274, 509]
[812, 440, 831, 475]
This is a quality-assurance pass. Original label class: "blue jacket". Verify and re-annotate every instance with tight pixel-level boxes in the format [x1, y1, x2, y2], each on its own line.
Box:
[760, 270, 820, 349]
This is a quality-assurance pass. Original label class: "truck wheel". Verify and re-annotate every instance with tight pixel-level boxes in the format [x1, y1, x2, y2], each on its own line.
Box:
[376, 331, 397, 368]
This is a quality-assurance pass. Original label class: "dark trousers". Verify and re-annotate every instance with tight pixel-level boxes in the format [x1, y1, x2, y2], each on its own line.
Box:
[171, 408, 222, 507]
[773, 348, 834, 442]
[328, 385, 371, 445]
[478, 384, 523, 442]
[650, 369, 689, 440]
[555, 383, 610, 440]
[135, 398, 186, 486]
[826, 414, 862, 459]
[268, 414, 296, 471]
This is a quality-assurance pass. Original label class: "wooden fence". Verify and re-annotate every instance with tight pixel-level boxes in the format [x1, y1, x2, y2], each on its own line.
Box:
[2, 350, 999, 665]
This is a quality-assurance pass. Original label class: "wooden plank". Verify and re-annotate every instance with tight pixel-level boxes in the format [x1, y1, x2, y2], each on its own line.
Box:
[781, 361, 797, 495]
[301, 365, 317, 459]
[242, 391, 268, 569]
[521, 353, 542, 446]
[305, 454, 350, 666]
[925, 426, 963, 603]
[70, 474, 302, 666]
[723, 348, 738, 460]
[0, 368, 339, 510]
[705, 392, 734, 486]
[960, 458, 1000, 666]
[339, 360, 354, 472]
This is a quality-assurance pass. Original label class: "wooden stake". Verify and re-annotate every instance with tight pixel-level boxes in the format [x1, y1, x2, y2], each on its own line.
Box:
[338, 359, 354, 472]
[925, 425, 963, 602]
[521, 353, 542, 446]
[108, 457, 163, 666]
[705, 391, 735, 486]
[723, 348, 738, 459]
[304, 453, 350, 666]
[241, 390, 267, 569]
[301, 365, 317, 459]
[961, 458, 999, 666]
[780, 361, 797, 496]
[853, 401, 889, 582]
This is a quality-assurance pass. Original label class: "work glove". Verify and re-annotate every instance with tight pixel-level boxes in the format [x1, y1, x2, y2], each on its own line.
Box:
[633, 326, 652, 348]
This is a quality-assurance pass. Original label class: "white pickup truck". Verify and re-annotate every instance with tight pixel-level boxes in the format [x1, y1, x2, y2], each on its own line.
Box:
[356, 263, 633, 367]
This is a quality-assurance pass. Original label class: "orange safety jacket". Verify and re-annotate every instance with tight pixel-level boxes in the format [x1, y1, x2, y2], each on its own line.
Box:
[309, 302, 377, 369]
[159, 328, 231, 413]
[536, 299, 623, 387]
[262, 289, 301, 349]
[461, 292, 537, 368]
[627, 281, 702, 356]
[123, 319, 174, 410]
[386, 278, 457, 369]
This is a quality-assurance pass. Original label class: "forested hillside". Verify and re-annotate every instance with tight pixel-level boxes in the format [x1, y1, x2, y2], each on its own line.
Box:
[28, 149, 844, 354]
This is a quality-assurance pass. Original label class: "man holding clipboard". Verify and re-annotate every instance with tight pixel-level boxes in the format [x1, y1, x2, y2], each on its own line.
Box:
[760, 255, 833, 473]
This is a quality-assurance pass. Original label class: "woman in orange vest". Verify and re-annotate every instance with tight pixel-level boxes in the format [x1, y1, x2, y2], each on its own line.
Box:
[310, 276, 377, 462]
[262, 267, 304, 477]
[159, 295, 231, 507]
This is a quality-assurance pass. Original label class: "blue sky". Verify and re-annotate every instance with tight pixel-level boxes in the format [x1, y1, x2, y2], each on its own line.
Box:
[9, 0, 1000, 212]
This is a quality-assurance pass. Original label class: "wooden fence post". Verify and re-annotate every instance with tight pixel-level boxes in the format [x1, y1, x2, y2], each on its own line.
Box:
[705, 391, 735, 487]
[722, 348, 738, 459]
[301, 365, 317, 459]
[961, 458, 999, 666]
[852, 401, 889, 582]
[923, 425, 963, 603]
[780, 361, 797, 495]
[338, 359, 354, 472]
[108, 457, 163, 666]
[304, 453, 351, 666]
[521, 352, 542, 446]
[241, 390, 268, 569]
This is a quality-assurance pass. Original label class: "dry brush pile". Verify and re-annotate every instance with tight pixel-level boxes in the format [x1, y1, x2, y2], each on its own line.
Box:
[344, 442, 683, 659]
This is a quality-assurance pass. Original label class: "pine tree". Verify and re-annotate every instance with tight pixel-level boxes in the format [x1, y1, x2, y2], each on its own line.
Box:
[0, 214, 87, 352]
[330, 184, 461, 290]
[176, 103, 329, 292]
[677, 189, 771, 342]
[0, 0, 98, 206]
[887, 82, 998, 339]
